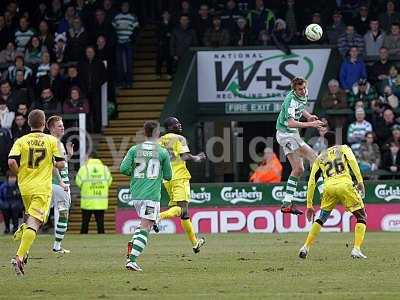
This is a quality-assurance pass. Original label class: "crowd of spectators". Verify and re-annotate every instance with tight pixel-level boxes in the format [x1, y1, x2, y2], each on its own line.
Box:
[0, 0, 143, 176]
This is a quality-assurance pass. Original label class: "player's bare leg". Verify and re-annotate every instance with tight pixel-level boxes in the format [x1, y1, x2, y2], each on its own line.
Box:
[281, 153, 305, 215]
[177, 201, 205, 253]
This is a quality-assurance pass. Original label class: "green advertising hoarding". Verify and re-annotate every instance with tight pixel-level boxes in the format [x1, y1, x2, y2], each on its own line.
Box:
[117, 181, 400, 208]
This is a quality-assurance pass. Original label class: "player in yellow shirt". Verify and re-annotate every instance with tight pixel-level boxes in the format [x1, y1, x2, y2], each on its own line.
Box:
[299, 131, 367, 259]
[8, 110, 65, 276]
[158, 117, 206, 253]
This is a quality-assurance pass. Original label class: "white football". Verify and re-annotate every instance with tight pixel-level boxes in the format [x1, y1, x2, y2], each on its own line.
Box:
[305, 24, 323, 41]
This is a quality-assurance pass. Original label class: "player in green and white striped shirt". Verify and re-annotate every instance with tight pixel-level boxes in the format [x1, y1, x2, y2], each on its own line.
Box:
[47, 116, 74, 254]
[120, 121, 172, 272]
[276, 77, 325, 215]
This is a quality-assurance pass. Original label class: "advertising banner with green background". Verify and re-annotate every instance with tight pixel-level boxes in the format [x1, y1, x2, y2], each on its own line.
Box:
[118, 181, 400, 208]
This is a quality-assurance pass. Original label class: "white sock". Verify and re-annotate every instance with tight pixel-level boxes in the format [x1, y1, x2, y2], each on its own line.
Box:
[53, 241, 61, 251]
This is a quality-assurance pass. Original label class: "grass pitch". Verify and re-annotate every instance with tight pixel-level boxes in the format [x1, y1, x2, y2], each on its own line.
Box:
[0, 233, 399, 299]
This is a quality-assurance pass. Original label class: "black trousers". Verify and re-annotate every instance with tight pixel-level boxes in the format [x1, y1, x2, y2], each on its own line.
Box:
[1, 208, 19, 232]
[156, 46, 172, 75]
[80, 209, 105, 234]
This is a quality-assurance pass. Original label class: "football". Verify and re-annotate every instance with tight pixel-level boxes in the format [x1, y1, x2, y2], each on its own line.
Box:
[305, 23, 323, 41]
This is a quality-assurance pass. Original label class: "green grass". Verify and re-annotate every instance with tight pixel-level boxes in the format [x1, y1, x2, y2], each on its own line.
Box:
[0, 233, 400, 299]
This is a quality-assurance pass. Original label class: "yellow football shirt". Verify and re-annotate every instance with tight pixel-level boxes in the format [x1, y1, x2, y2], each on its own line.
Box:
[307, 144, 363, 207]
[159, 133, 191, 180]
[9, 131, 64, 196]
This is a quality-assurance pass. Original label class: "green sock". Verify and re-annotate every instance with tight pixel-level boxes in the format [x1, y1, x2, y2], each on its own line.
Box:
[129, 229, 149, 262]
[283, 176, 299, 203]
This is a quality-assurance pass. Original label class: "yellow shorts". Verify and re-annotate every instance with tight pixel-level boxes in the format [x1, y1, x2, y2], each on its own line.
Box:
[321, 182, 364, 212]
[22, 194, 51, 223]
[164, 179, 191, 207]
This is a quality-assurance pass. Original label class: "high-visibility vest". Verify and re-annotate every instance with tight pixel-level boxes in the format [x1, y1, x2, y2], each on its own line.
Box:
[75, 159, 113, 210]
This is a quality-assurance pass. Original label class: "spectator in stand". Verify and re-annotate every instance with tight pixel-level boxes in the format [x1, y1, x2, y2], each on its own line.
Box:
[57, 5, 76, 35]
[45, 0, 64, 31]
[282, 0, 300, 43]
[383, 22, 400, 56]
[381, 141, 400, 179]
[379, 65, 400, 97]
[24, 36, 46, 66]
[194, 4, 212, 47]
[0, 15, 12, 51]
[64, 65, 81, 95]
[0, 98, 15, 130]
[326, 10, 346, 45]
[348, 78, 378, 108]
[78, 46, 107, 133]
[89, 9, 116, 46]
[358, 132, 381, 175]
[102, 0, 117, 25]
[271, 18, 292, 55]
[0, 42, 16, 64]
[337, 25, 365, 58]
[374, 108, 399, 146]
[257, 30, 270, 45]
[31, 88, 61, 116]
[378, 0, 400, 32]
[38, 63, 65, 102]
[231, 17, 255, 47]
[310, 120, 330, 154]
[353, 5, 370, 36]
[16, 103, 28, 118]
[370, 47, 391, 84]
[95, 35, 111, 62]
[53, 32, 67, 64]
[112, 1, 139, 88]
[249, 147, 282, 183]
[364, 19, 385, 57]
[0, 172, 22, 234]
[379, 85, 399, 109]
[221, 0, 244, 34]
[347, 107, 373, 155]
[0, 124, 12, 174]
[156, 11, 173, 79]
[203, 15, 230, 47]
[6, 54, 33, 85]
[247, 0, 276, 35]
[339, 47, 367, 92]
[31, 3, 47, 28]
[321, 79, 348, 129]
[0, 80, 19, 111]
[38, 20, 54, 52]
[384, 124, 400, 148]
[170, 15, 198, 65]
[63, 86, 90, 114]
[11, 113, 29, 141]
[66, 16, 88, 62]
[13, 70, 34, 107]
[175, 0, 195, 23]
[36, 51, 51, 80]
[14, 16, 35, 54]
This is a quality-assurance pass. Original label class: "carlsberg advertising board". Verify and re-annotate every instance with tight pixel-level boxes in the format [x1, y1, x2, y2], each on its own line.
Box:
[197, 49, 331, 103]
[118, 181, 400, 208]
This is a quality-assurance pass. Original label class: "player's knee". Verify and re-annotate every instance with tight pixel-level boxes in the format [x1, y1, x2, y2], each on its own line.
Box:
[353, 209, 367, 224]
[293, 165, 305, 176]
[177, 202, 189, 219]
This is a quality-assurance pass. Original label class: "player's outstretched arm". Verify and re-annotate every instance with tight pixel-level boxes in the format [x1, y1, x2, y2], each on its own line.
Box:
[302, 110, 319, 121]
[287, 118, 325, 129]
[181, 152, 206, 162]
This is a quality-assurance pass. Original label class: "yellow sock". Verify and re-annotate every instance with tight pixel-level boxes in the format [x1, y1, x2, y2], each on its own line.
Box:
[354, 223, 366, 250]
[181, 219, 197, 246]
[16, 228, 36, 258]
[304, 222, 322, 248]
[160, 206, 182, 219]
